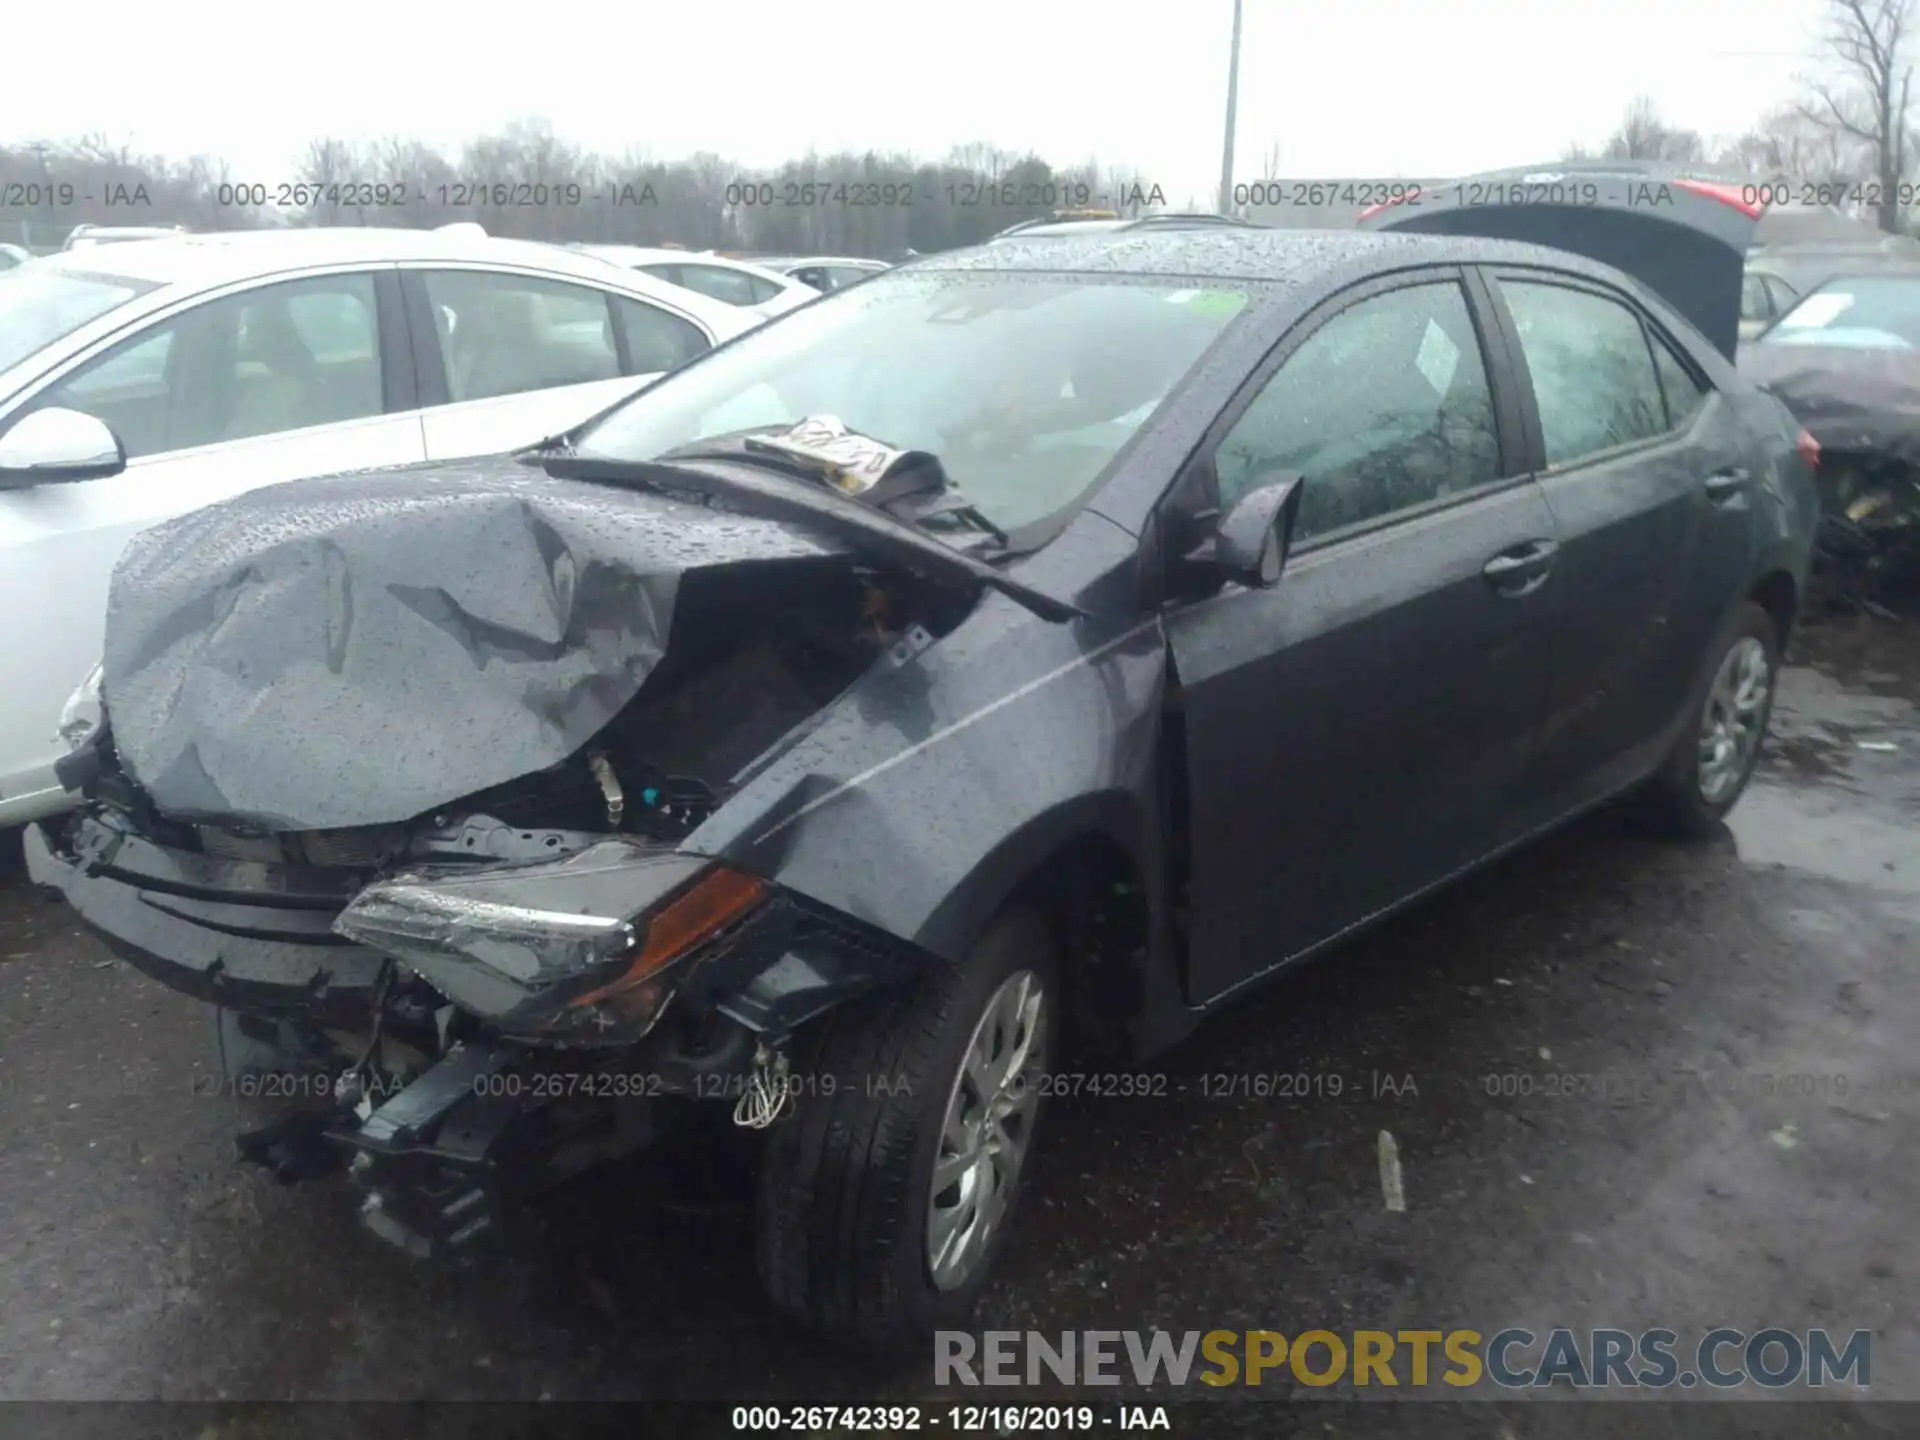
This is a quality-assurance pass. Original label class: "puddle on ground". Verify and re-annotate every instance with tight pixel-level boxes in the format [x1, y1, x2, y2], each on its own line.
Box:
[1729, 782, 1918, 895]
[1730, 644, 1919, 895]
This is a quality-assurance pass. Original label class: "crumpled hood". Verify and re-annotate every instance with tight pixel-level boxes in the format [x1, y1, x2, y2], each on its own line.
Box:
[1739, 341, 1920, 459]
[102, 457, 845, 831]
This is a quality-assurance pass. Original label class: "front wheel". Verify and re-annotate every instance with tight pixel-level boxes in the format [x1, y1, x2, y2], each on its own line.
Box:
[1637, 601, 1780, 837]
[755, 907, 1058, 1353]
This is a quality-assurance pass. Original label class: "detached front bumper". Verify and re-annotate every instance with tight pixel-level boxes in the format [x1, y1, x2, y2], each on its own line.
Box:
[25, 815, 387, 1026]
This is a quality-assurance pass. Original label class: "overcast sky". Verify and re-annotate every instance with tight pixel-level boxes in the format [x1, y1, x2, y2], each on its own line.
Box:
[6, 0, 1836, 202]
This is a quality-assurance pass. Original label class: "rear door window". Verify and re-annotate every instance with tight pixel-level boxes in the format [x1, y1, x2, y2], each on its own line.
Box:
[1499, 279, 1668, 466]
[422, 270, 622, 402]
[671, 264, 767, 307]
[612, 294, 712, 375]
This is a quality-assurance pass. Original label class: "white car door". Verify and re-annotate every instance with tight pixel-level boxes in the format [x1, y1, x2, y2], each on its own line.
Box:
[410, 268, 717, 461]
[0, 269, 425, 824]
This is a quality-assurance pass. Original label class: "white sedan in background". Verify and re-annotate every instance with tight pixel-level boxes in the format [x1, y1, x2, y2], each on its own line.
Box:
[757, 255, 892, 292]
[570, 245, 820, 318]
[0, 226, 757, 826]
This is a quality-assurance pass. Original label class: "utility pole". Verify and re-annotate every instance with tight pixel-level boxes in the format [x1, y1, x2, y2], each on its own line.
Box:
[1217, 0, 1244, 215]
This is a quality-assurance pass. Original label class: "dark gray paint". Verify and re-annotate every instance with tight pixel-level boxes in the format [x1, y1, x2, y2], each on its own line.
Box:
[48, 219, 1817, 1061]
[1740, 341, 1920, 461]
[101, 460, 843, 830]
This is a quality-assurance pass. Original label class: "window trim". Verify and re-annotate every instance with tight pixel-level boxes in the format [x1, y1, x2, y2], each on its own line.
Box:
[1479, 265, 1714, 475]
[1645, 323, 1712, 435]
[398, 262, 717, 408]
[1759, 273, 1797, 315]
[1170, 264, 1529, 559]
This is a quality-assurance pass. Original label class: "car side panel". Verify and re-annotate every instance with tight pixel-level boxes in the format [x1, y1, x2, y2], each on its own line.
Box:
[1478, 269, 1762, 822]
[680, 513, 1166, 966]
[1167, 478, 1560, 1004]
[419, 377, 653, 461]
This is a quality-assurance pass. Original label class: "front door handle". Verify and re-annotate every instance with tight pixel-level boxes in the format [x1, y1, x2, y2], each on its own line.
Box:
[1483, 539, 1558, 596]
[1703, 467, 1750, 502]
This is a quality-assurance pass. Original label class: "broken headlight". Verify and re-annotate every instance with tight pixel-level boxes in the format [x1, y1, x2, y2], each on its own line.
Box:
[333, 839, 768, 1044]
[58, 662, 104, 751]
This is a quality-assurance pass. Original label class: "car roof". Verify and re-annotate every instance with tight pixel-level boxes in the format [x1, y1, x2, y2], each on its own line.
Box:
[992, 213, 1253, 241]
[767, 255, 887, 268]
[573, 244, 797, 282]
[28, 227, 751, 326]
[38, 226, 659, 287]
[1796, 264, 1920, 286]
[923, 226, 1613, 288]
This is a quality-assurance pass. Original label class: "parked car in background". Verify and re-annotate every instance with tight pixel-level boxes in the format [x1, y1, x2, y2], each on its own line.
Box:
[27, 169, 1812, 1352]
[62, 224, 192, 250]
[0, 226, 757, 827]
[571, 244, 819, 318]
[755, 255, 892, 292]
[1739, 267, 1920, 600]
[0, 243, 32, 271]
[1741, 238, 1920, 341]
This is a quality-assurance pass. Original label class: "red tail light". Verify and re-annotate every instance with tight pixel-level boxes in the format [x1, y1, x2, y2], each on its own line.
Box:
[1358, 194, 1416, 222]
[1673, 178, 1764, 218]
[1795, 428, 1821, 469]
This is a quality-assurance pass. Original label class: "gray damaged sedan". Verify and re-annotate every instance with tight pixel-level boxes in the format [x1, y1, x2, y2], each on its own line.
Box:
[25, 166, 1817, 1351]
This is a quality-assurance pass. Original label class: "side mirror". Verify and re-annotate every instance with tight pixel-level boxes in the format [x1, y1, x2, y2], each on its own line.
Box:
[0, 408, 127, 489]
[1210, 473, 1304, 588]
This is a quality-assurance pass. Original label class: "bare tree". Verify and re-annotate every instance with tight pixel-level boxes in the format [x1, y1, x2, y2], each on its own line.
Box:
[3, 127, 1153, 257]
[1800, 0, 1916, 230]
[1602, 95, 1707, 163]
[1719, 103, 1864, 187]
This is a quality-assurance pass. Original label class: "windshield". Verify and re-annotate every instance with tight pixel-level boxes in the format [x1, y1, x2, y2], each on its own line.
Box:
[573, 270, 1251, 535]
[0, 264, 155, 375]
[1763, 275, 1920, 350]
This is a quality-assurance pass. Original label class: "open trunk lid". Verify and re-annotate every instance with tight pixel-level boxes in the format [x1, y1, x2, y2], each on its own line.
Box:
[1360, 162, 1762, 362]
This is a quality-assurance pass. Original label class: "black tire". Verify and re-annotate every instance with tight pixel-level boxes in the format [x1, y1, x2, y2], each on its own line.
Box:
[755, 906, 1059, 1354]
[1637, 601, 1780, 838]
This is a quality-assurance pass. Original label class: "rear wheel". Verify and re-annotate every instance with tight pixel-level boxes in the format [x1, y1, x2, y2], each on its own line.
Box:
[755, 907, 1057, 1353]
[1638, 601, 1779, 837]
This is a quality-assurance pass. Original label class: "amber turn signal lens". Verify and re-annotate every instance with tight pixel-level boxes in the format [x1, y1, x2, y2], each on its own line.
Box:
[569, 866, 767, 1008]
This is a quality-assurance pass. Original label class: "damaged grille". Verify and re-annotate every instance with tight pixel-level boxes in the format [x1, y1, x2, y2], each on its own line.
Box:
[194, 826, 283, 862]
[194, 825, 406, 869]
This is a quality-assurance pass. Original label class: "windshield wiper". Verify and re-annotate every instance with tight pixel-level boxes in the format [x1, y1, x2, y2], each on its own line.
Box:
[657, 429, 1011, 554]
[540, 449, 1084, 623]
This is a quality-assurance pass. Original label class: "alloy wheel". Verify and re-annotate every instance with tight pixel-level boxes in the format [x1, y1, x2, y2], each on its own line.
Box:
[926, 968, 1047, 1291]
[1697, 635, 1773, 805]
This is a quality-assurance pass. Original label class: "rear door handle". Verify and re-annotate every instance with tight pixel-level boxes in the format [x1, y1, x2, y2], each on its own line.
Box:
[1703, 468, 1749, 501]
[1482, 538, 1558, 596]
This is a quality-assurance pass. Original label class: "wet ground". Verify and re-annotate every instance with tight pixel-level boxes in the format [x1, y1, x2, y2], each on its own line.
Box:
[1, 615, 1916, 1434]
